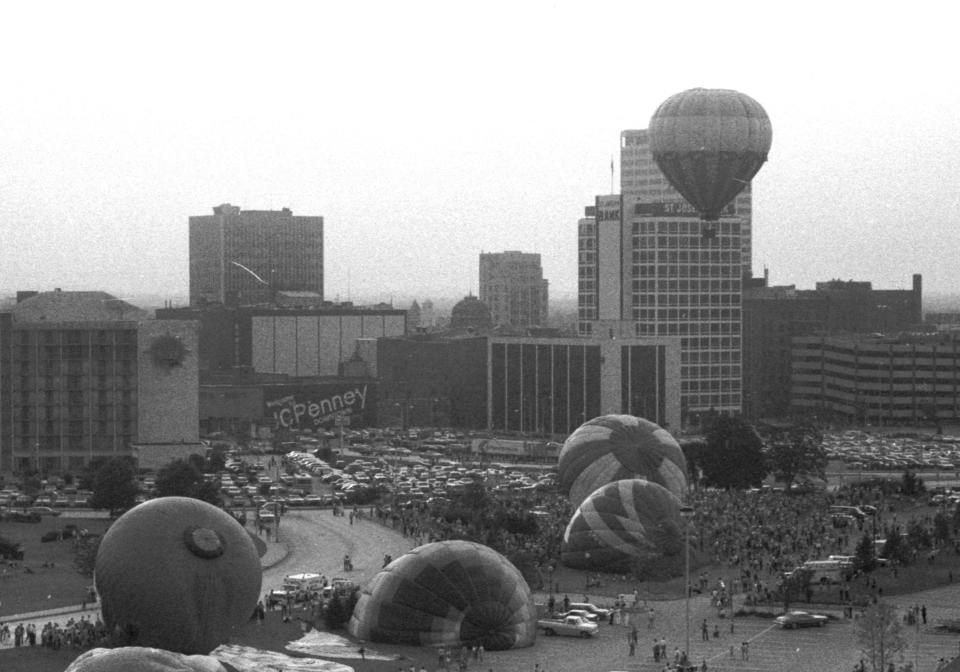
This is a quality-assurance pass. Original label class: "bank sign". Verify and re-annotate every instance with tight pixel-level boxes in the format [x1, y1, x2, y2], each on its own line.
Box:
[264, 383, 376, 430]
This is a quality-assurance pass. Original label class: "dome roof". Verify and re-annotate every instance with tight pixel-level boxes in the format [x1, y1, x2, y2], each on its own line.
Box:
[450, 294, 493, 332]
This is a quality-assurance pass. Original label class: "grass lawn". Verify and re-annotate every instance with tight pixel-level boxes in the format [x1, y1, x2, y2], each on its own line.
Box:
[0, 514, 112, 618]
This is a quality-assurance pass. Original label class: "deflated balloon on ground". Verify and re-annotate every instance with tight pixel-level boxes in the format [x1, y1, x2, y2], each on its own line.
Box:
[348, 540, 536, 650]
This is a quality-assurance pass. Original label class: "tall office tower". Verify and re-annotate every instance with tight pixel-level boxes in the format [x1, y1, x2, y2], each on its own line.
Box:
[479, 251, 549, 329]
[189, 203, 323, 306]
[620, 129, 753, 277]
[577, 129, 754, 425]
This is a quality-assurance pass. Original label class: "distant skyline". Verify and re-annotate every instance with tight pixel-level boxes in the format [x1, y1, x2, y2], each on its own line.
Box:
[2, 2, 958, 305]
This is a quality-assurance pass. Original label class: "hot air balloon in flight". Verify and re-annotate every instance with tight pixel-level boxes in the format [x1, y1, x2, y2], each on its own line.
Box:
[348, 540, 536, 650]
[557, 414, 687, 509]
[648, 88, 772, 221]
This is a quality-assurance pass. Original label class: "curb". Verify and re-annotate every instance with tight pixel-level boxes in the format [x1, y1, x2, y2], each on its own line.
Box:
[261, 541, 290, 570]
[0, 601, 101, 624]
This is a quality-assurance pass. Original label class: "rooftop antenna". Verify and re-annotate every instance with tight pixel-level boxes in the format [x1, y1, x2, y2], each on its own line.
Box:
[610, 155, 615, 194]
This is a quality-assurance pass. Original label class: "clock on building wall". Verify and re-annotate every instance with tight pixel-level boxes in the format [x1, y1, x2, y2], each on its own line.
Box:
[148, 334, 189, 368]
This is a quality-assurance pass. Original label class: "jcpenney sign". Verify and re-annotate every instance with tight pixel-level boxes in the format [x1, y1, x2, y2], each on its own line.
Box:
[265, 383, 376, 429]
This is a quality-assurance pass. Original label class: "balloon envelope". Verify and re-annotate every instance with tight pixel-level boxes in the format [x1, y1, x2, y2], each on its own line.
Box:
[562, 479, 685, 571]
[348, 540, 536, 650]
[558, 414, 687, 509]
[648, 87, 772, 221]
[94, 497, 262, 655]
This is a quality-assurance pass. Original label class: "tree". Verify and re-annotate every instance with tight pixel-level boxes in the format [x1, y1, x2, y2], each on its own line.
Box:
[73, 534, 101, 578]
[901, 471, 925, 497]
[855, 532, 877, 573]
[324, 592, 347, 630]
[155, 458, 222, 506]
[881, 526, 911, 566]
[856, 601, 908, 672]
[780, 566, 812, 613]
[767, 422, 827, 488]
[89, 457, 138, 517]
[699, 416, 768, 488]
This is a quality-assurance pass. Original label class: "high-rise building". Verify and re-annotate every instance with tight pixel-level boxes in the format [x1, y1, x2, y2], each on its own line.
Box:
[189, 203, 323, 306]
[578, 129, 756, 425]
[479, 251, 549, 329]
[0, 290, 200, 473]
[620, 129, 754, 277]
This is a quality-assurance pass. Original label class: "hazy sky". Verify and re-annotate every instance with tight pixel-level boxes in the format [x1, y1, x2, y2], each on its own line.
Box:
[2, 2, 958, 306]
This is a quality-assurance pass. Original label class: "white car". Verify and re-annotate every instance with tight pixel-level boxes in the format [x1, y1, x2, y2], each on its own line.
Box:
[774, 611, 828, 628]
[567, 602, 612, 619]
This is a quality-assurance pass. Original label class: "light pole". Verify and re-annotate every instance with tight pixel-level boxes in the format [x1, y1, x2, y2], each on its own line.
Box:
[680, 504, 694, 660]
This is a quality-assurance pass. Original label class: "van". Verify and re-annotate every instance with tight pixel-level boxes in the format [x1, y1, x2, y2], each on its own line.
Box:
[800, 559, 852, 584]
[283, 573, 325, 593]
[829, 505, 865, 521]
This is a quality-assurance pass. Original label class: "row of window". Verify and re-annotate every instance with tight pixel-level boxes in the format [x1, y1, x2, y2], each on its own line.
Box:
[632, 250, 744, 265]
[682, 350, 742, 364]
[632, 307, 742, 321]
[634, 267, 742, 281]
[634, 236, 741, 251]
[681, 392, 742, 407]
[632, 288, 741, 301]
[632, 221, 742, 235]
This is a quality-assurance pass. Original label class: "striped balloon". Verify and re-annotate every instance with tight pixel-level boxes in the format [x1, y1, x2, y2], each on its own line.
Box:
[558, 414, 687, 509]
[561, 479, 685, 571]
[348, 540, 536, 651]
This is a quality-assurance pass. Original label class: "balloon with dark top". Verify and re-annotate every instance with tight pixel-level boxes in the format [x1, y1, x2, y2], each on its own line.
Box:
[648, 88, 772, 221]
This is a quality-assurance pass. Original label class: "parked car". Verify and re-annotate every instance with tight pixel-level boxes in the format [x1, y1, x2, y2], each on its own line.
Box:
[28, 506, 61, 517]
[775, 611, 828, 629]
[536, 615, 598, 638]
[555, 609, 599, 622]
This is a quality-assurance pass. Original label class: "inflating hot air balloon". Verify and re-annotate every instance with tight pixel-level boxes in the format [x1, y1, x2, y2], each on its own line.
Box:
[561, 479, 685, 572]
[558, 414, 687, 509]
[94, 497, 262, 655]
[348, 540, 536, 650]
[648, 87, 772, 221]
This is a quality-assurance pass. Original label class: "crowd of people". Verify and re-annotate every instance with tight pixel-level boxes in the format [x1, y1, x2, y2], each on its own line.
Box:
[372, 490, 572, 579]
[0, 615, 110, 651]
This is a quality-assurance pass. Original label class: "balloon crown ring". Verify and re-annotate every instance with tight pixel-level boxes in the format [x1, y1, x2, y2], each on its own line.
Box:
[183, 526, 226, 559]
